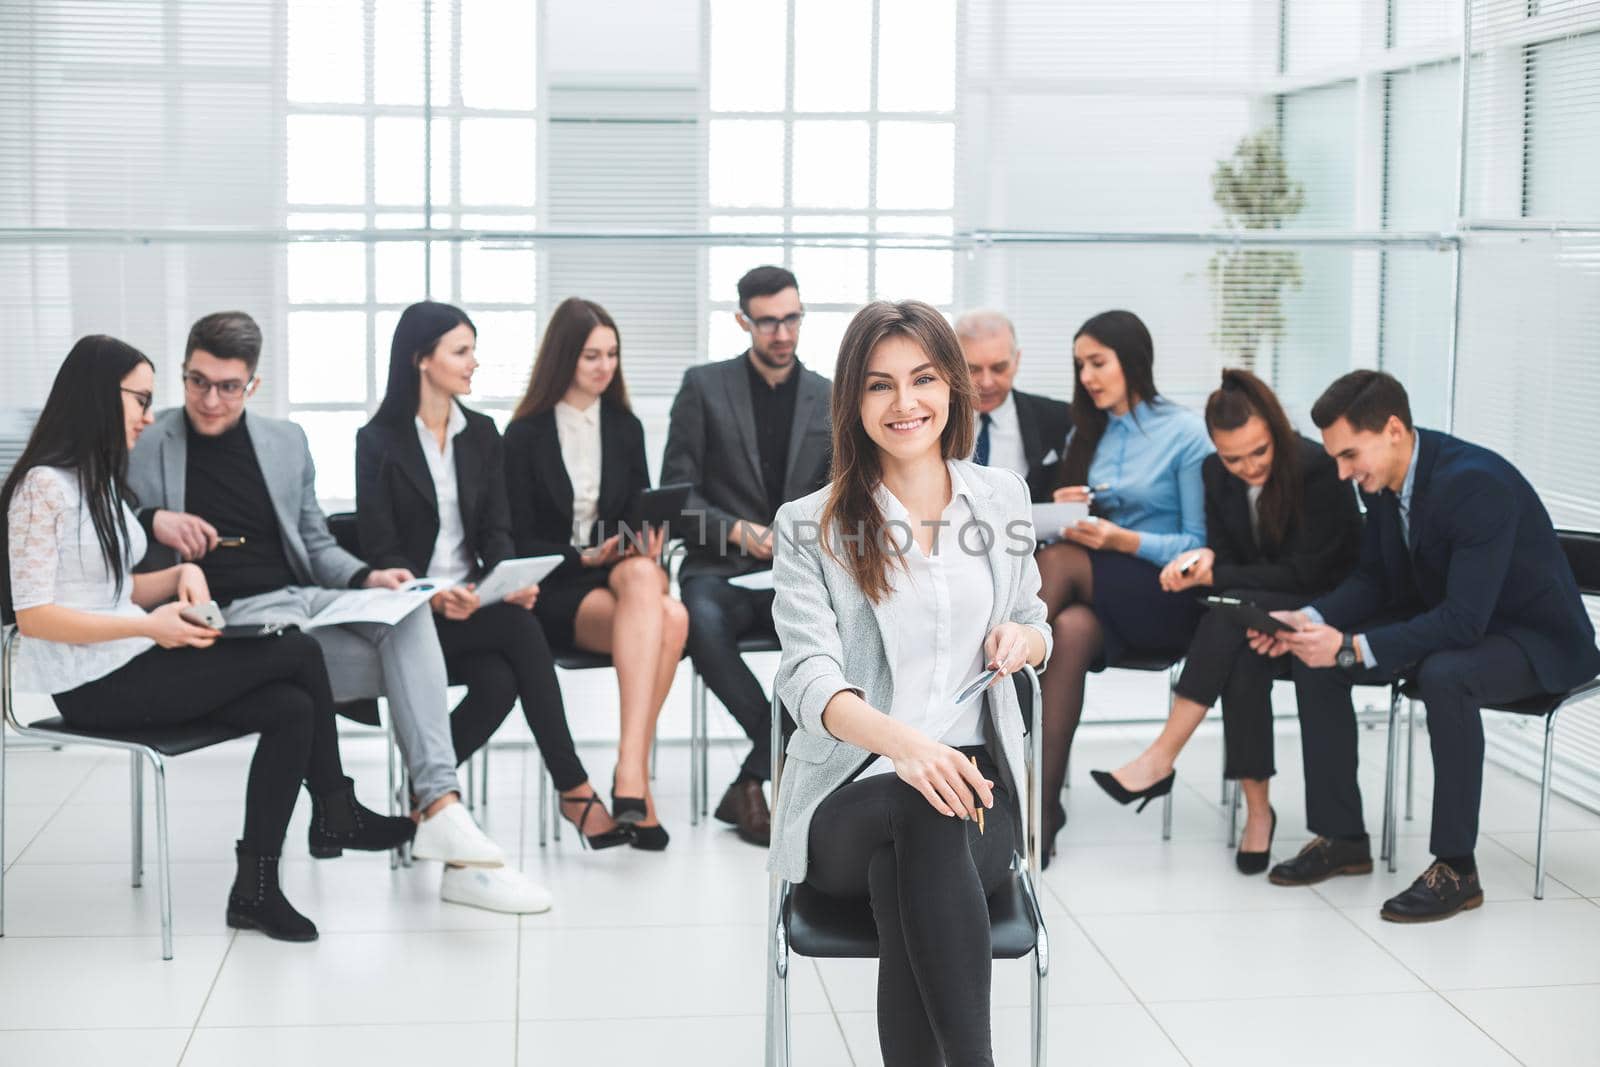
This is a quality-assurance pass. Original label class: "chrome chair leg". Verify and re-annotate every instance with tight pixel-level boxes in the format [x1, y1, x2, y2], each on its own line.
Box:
[151, 754, 173, 961]
[480, 745, 490, 812]
[130, 751, 144, 888]
[386, 721, 402, 871]
[1381, 689, 1401, 873]
[538, 759, 550, 848]
[464, 753, 476, 813]
[690, 675, 704, 827]
[1535, 709, 1561, 900]
[1405, 698, 1417, 821]
[1227, 777, 1241, 849]
[1162, 666, 1178, 842]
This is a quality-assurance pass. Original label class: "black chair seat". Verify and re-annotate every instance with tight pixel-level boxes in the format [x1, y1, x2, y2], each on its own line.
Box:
[334, 698, 382, 727]
[23, 715, 249, 757]
[1398, 677, 1600, 718]
[1108, 652, 1182, 673]
[737, 633, 781, 655]
[556, 650, 614, 671]
[788, 873, 1038, 960]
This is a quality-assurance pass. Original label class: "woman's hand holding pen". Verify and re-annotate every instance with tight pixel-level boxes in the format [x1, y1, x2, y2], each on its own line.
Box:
[983, 622, 1032, 680]
[890, 729, 994, 821]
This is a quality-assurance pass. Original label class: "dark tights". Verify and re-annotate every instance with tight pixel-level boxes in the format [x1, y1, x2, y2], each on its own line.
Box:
[1035, 543, 1101, 834]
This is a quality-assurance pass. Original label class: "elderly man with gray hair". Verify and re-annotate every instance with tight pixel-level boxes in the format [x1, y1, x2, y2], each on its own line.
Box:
[954, 308, 1071, 502]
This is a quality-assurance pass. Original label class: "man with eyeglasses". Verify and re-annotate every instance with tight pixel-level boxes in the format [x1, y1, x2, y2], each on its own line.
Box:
[662, 265, 832, 846]
[127, 311, 514, 886]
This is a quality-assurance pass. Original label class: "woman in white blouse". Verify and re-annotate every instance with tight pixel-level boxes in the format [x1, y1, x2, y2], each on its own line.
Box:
[503, 297, 687, 850]
[767, 301, 1050, 1065]
[2, 336, 413, 943]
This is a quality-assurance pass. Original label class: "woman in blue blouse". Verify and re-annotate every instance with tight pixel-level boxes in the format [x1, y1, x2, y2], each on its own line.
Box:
[1035, 310, 1212, 863]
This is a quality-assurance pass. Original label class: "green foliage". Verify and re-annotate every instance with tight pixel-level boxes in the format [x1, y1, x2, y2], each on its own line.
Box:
[1208, 131, 1306, 371]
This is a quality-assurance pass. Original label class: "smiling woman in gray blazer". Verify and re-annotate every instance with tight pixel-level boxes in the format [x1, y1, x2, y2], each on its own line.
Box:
[769, 300, 1051, 1067]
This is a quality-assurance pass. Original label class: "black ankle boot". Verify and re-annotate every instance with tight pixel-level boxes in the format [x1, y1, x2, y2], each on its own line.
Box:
[308, 776, 417, 858]
[226, 841, 318, 942]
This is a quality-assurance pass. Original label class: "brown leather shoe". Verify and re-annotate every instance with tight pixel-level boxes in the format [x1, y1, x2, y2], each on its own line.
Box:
[714, 779, 771, 847]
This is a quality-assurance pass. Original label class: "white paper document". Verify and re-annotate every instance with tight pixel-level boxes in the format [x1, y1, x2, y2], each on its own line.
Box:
[301, 588, 436, 629]
[1030, 501, 1092, 543]
[728, 569, 775, 592]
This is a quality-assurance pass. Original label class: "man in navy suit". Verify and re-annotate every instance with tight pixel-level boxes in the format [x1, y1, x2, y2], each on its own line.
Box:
[1252, 371, 1600, 922]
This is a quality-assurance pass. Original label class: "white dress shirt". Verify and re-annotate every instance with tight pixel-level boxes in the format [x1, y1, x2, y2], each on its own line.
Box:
[859, 461, 997, 778]
[973, 389, 1030, 480]
[414, 402, 474, 583]
[554, 399, 603, 548]
[5, 466, 155, 693]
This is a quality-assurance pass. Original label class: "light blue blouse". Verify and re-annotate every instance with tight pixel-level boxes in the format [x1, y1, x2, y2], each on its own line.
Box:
[1083, 398, 1213, 567]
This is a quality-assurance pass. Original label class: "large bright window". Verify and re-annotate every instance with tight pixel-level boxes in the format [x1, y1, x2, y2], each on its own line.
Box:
[705, 0, 958, 375]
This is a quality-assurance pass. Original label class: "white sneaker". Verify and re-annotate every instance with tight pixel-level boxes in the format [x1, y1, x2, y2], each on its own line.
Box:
[440, 865, 553, 915]
[410, 801, 506, 868]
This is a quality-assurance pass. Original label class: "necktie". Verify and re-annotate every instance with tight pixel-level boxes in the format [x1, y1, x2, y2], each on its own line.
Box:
[975, 413, 992, 466]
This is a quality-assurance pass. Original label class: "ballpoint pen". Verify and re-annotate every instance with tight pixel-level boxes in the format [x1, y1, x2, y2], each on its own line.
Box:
[969, 756, 985, 834]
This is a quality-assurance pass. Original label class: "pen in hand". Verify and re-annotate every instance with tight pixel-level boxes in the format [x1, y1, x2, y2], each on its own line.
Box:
[216, 536, 246, 548]
[969, 756, 984, 834]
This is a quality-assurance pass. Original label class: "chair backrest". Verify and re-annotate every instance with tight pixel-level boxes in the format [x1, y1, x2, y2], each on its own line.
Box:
[326, 511, 361, 557]
[1558, 529, 1600, 598]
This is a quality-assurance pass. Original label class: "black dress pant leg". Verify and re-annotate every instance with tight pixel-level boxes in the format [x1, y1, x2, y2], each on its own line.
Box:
[681, 575, 776, 782]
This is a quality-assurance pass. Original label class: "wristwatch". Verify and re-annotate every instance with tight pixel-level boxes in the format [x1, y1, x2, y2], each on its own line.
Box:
[1336, 633, 1358, 671]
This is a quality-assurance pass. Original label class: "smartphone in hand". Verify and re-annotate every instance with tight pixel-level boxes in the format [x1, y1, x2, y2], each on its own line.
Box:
[180, 600, 226, 630]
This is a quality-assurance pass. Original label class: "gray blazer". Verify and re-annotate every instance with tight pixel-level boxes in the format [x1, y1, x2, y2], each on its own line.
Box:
[126, 408, 366, 589]
[766, 460, 1053, 884]
[660, 354, 832, 579]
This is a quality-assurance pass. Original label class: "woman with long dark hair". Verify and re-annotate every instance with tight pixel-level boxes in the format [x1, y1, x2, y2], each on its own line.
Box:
[503, 296, 687, 850]
[1033, 310, 1214, 863]
[358, 303, 629, 909]
[2, 336, 412, 943]
[769, 300, 1049, 1065]
[1090, 369, 1362, 871]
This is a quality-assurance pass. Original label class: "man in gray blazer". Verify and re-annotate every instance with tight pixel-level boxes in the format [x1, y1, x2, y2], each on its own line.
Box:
[128, 312, 512, 883]
[662, 266, 832, 846]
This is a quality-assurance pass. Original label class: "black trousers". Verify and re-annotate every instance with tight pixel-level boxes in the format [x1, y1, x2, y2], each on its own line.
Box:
[1292, 632, 1543, 857]
[806, 747, 1017, 1067]
[1173, 588, 1303, 780]
[53, 632, 345, 854]
[435, 602, 587, 792]
[681, 575, 776, 782]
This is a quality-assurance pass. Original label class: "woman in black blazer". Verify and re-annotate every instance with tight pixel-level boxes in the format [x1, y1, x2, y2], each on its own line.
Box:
[503, 297, 687, 850]
[357, 302, 629, 860]
[1090, 369, 1362, 872]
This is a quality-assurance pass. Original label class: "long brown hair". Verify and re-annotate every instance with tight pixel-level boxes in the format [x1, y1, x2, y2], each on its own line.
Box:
[1204, 368, 1301, 550]
[1058, 309, 1163, 488]
[821, 300, 977, 604]
[513, 297, 631, 420]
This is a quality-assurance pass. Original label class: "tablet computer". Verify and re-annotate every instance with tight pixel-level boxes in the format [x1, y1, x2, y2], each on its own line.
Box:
[475, 555, 565, 606]
[622, 483, 692, 534]
[1201, 595, 1295, 635]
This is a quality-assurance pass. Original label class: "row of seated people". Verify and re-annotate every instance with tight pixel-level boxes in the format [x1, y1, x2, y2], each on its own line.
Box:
[3, 265, 1596, 947]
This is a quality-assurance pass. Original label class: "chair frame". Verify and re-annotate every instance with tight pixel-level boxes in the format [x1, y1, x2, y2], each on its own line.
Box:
[764, 665, 1050, 1067]
[689, 633, 783, 825]
[1, 625, 178, 959]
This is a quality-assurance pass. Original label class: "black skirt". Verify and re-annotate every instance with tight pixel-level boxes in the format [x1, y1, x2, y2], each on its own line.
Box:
[1087, 549, 1204, 669]
[533, 565, 613, 652]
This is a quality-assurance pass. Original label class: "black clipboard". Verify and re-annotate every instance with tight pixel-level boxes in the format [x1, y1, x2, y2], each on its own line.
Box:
[619, 483, 692, 535]
[1200, 595, 1295, 635]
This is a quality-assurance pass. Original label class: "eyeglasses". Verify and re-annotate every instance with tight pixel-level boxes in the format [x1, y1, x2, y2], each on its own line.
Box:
[183, 371, 253, 400]
[120, 388, 153, 413]
[746, 311, 805, 336]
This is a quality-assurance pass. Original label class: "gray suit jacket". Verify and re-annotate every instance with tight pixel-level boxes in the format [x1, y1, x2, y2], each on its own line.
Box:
[765, 460, 1053, 884]
[660, 354, 832, 579]
[126, 408, 366, 589]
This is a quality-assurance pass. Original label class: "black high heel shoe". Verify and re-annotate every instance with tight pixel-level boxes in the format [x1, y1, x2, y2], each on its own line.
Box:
[610, 773, 648, 824]
[559, 791, 633, 851]
[629, 823, 670, 851]
[1089, 769, 1176, 812]
[1235, 806, 1277, 875]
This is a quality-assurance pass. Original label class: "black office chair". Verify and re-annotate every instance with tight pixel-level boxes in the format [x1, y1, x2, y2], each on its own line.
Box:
[1378, 528, 1600, 896]
[764, 665, 1050, 1067]
[689, 632, 782, 824]
[0, 626, 252, 960]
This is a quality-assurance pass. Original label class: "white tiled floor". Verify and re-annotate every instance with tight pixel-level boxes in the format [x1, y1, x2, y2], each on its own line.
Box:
[3, 668, 1599, 1066]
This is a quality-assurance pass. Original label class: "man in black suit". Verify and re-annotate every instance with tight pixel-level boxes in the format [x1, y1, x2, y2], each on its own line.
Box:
[662, 266, 832, 846]
[954, 309, 1070, 502]
[1256, 371, 1600, 923]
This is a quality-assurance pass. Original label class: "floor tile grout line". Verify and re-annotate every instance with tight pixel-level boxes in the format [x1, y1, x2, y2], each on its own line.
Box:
[809, 957, 860, 1067]
[1311, 879, 1529, 1066]
[1052, 895, 1197, 1066]
[3, 750, 109, 873]
[512, 916, 521, 1067]
[177, 928, 238, 1066]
